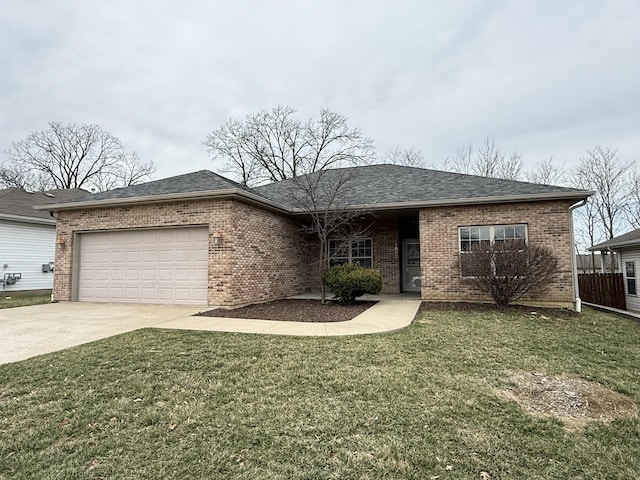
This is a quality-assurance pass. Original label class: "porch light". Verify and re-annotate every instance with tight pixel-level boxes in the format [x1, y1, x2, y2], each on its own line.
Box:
[56, 238, 66, 248]
[212, 231, 222, 245]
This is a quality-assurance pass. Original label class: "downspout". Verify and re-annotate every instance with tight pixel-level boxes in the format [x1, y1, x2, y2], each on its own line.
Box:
[569, 199, 587, 312]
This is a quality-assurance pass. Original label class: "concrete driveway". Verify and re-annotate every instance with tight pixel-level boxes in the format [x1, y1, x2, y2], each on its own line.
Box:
[0, 302, 202, 365]
[1, 295, 421, 365]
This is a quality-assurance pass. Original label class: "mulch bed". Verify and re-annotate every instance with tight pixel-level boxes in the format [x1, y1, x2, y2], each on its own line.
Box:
[419, 301, 579, 318]
[196, 298, 377, 323]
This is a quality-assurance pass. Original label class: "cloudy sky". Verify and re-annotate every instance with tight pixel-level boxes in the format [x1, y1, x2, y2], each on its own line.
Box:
[1, 1, 639, 181]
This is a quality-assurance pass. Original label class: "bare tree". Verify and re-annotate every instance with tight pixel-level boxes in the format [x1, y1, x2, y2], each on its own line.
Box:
[1, 122, 154, 192]
[92, 152, 156, 192]
[475, 138, 522, 180]
[460, 240, 559, 307]
[203, 106, 375, 186]
[381, 146, 425, 167]
[525, 157, 566, 185]
[573, 197, 601, 269]
[0, 163, 51, 191]
[443, 142, 473, 174]
[625, 166, 640, 229]
[285, 168, 372, 303]
[572, 146, 631, 243]
[443, 138, 522, 180]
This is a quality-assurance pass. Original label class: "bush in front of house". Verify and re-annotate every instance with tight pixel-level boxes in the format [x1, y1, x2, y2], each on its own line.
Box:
[460, 240, 559, 307]
[323, 263, 383, 304]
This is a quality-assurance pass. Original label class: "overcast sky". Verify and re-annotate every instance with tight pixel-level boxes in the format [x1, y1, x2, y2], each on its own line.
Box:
[1, 1, 639, 181]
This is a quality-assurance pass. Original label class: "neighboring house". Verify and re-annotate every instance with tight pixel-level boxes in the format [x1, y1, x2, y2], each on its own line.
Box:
[37, 165, 591, 309]
[575, 253, 618, 274]
[0, 188, 87, 294]
[590, 229, 640, 311]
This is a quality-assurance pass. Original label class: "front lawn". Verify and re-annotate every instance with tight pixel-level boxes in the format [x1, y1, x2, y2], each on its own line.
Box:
[0, 293, 50, 309]
[0, 306, 639, 479]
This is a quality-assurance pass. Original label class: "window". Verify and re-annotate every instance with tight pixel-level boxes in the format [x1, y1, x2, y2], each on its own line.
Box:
[329, 238, 372, 268]
[626, 261, 636, 295]
[459, 224, 527, 277]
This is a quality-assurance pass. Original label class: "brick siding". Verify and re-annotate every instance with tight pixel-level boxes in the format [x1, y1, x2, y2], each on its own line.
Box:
[372, 219, 401, 294]
[53, 197, 576, 308]
[53, 199, 313, 306]
[419, 200, 575, 307]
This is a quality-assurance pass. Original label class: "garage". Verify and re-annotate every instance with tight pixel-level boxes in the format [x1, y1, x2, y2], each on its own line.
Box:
[76, 227, 208, 305]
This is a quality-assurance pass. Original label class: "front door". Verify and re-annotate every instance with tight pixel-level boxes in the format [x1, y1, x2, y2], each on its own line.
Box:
[402, 239, 421, 292]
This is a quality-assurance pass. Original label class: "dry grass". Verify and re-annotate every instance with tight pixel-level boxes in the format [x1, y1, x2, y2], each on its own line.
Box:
[0, 294, 50, 309]
[0, 305, 639, 479]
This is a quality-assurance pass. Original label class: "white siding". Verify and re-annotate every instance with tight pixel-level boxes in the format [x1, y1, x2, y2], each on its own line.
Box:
[0, 220, 56, 292]
[620, 248, 640, 312]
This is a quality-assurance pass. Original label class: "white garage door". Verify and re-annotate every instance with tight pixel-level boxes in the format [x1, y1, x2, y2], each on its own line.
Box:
[77, 227, 208, 305]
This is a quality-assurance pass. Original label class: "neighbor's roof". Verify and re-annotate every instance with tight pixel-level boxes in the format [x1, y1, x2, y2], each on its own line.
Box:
[589, 228, 640, 251]
[0, 188, 88, 224]
[36, 165, 592, 213]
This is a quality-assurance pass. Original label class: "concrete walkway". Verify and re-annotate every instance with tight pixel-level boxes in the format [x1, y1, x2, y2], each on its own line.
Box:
[158, 293, 421, 336]
[0, 294, 421, 365]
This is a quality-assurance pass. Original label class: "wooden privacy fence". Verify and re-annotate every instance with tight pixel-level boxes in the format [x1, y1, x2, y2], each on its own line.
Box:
[578, 273, 626, 310]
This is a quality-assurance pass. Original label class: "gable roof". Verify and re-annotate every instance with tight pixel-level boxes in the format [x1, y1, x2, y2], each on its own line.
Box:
[84, 170, 251, 201]
[254, 164, 590, 211]
[34, 170, 286, 213]
[589, 228, 640, 251]
[36, 165, 591, 213]
[0, 188, 88, 225]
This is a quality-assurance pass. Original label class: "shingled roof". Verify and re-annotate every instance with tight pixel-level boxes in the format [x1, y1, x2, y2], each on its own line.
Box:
[0, 188, 88, 223]
[254, 164, 590, 210]
[589, 228, 640, 251]
[37, 165, 591, 213]
[82, 170, 250, 202]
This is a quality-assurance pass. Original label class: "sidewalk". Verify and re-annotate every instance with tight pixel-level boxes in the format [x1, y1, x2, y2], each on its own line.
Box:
[153, 293, 422, 336]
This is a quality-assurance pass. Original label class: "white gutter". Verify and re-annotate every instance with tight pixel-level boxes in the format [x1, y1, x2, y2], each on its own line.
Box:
[0, 213, 56, 226]
[569, 199, 588, 312]
[34, 188, 291, 214]
[288, 190, 594, 214]
[588, 238, 640, 251]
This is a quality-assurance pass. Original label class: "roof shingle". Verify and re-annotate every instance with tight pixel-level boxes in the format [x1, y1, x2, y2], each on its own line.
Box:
[81, 170, 250, 201]
[37, 164, 591, 212]
[254, 164, 589, 208]
[0, 188, 88, 221]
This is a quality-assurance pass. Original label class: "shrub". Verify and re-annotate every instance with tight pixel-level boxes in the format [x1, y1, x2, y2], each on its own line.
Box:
[459, 240, 559, 307]
[322, 264, 382, 304]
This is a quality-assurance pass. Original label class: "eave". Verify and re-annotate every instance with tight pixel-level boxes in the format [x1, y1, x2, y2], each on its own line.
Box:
[588, 239, 640, 252]
[287, 190, 593, 214]
[0, 213, 56, 226]
[34, 188, 291, 215]
[35, 187, 592, 216]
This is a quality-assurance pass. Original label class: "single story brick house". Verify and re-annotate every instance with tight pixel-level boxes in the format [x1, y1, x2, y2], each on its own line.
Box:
[37, 164, 591, 309]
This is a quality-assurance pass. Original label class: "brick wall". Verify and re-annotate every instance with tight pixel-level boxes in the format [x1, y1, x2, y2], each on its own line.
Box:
[299, 218, 402, 295]
[53, 197, 574, 307]
[223, 201, 313, 304]
[419, 200, 575, 307]
[372, 219, 401, 293]
[53, 199, 312, 306]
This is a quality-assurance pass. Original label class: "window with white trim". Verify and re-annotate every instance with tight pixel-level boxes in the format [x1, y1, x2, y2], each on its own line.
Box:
[329, 238, 372, 268]
[459, 224, 527, 277]
[625, 261, 636, 295]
